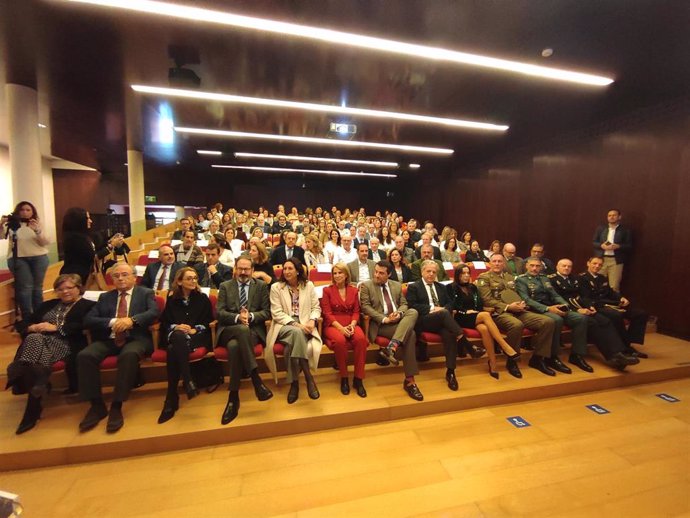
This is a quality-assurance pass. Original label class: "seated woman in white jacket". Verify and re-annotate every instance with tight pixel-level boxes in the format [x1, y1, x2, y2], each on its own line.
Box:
[265, 257, 322, 404]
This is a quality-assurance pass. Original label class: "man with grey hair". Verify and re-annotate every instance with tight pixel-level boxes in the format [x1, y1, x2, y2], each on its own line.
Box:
[503, 242, 525, 275]
[394, 235, 416, 264]
[411, 244, 448, 282]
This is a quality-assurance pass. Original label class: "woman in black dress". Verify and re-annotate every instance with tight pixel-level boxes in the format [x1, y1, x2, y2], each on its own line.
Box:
[464, 240, 490, 263]
[387, 248, 412, 283]
[447, 264, 521, 379]
[248, 241, 275, 285]
[6, 273, 95, 434]
[157, 267, 213, 423]
[60, 207, 96, 286]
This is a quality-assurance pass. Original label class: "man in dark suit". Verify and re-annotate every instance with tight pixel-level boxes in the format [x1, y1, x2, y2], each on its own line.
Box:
[406, 260, 463, 391]
[411, 245, 449, 282]
[216, 255, 273, 424]
[368, 237, 385, 262]
[359, 261, 423, 401]
[271, 213, 291, 236]
[394, 235, 416, 264]
[579, 256, 649, 358]
[414, 233, 442, 260]
[78, 263, 160, 433]
[592, 208, 633, 291]
[270, 231, 305, 266]
[171, 217, 192, 240]
[406, 219, 422, 244]
[353, 225, 370, 249]
[529, 243, 555, 275]
[140, 244, 184, 290]
[194, 243, 233, 289]
[348, 242, 376, 284]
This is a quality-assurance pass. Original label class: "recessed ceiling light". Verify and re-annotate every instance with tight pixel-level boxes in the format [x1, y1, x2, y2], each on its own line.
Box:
[541, 48, 554, 58]
[132, 85, 508, 132]
[409, 163, 421, 169]
[197, 150, 222, 155]
[37, 123, 47, 128]
[234, 152, 398, 168]
[175, 127, 454, 155]
[212, 164, 396, 178]
[68, 0, 613, 86]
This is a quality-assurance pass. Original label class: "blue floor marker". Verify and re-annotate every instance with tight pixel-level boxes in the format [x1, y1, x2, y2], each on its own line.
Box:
[586, 404, 610, 414]
[656, 393, 680, 403]
[507, 416, 531, 428]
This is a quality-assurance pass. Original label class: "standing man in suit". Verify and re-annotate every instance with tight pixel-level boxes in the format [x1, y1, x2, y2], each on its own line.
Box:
[195, 243, 233, 289]
[348, 242, 376, 285]
[270, 231, 305, 265]
[216, 255, 273, 425]
[77, 263, 160, 433]
[140, 244, 184, 290]
[592, 209, 633, 291]
[359, 261, 423, 401]
[173, 230, 204, 266]
[406, 260, 463, 391]
[503, 243, 525, 275]
[411, 245, 449, 282]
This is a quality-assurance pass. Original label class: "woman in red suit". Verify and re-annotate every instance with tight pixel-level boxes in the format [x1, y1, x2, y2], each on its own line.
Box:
[320, 263, 368, 397]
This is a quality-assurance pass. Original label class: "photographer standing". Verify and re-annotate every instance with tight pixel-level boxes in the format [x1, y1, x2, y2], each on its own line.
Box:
[1, 201, 50, 320]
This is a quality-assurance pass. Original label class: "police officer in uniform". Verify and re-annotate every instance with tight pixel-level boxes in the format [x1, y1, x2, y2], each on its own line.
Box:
[477, 254, 557, 376]
[578, 256, 649, 358]
[549, 259, 639, 370]
[515, 257, 591, 373]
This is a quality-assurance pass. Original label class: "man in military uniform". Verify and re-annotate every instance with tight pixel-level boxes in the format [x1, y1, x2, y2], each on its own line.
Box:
[579, 257, 649, 358]
[477, 254, 557, 376]
[549, 259, 639, 371]
[515, 257, 592, 373]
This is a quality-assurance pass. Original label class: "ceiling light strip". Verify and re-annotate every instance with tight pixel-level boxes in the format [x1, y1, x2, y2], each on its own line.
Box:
[132, 85, 507, 131]
[197, 150, 222, 155]
[175, 126, 454, 155]
[212, 164, 397, 178]
[234, 152, 398, 168]
[69, 0, 613, 86]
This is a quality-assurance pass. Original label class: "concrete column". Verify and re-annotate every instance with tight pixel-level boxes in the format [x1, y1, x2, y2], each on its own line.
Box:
[174, 205, 186, 220]
[125, 90, 146, 234]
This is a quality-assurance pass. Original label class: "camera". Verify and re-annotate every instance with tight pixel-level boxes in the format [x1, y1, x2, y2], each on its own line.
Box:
[3, 213, 24, 233]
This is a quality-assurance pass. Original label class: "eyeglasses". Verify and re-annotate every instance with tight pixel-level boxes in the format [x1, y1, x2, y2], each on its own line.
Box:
[56, 285, 78, 292]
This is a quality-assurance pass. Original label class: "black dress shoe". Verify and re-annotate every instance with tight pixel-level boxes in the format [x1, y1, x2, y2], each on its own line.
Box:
[376, 355, 390, 366]
[379, 347, 399, 366]
[307, 380, 320, 400]
[254, 382, 273, 401]
[403, 381, 424, 401]
[353, 378, 367, 398]
[606, 352, 639, 371]
[184, 380, 199, 400]
[79, 403, 108, 432]
[221, 397, 240, 425]
[546, 356, 572, 374]
[157, 399, 179, 424]
[626, 346, 648, 359]
[340, 377, 350, 395]
[106, 406, 124, 433]
[528, 356, 556, 377]
[287, 382, 299, 404]
[467, 343, 486, 359]
[569, 354, 594, 373]
[446, 371, 459, 391]
[506, 358, 523, 378]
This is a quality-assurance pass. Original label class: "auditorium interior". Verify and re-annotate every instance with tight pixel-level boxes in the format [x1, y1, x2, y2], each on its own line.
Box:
[0, 1, 688, 516]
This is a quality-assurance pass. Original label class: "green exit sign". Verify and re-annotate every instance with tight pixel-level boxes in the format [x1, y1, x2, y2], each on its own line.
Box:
[145, 195, 157, 203]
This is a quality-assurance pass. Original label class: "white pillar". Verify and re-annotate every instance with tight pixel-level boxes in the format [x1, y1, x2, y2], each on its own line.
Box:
[5, 84, 43, 212]
[127, 149, 146, 235]
[174, 205, 185, 220]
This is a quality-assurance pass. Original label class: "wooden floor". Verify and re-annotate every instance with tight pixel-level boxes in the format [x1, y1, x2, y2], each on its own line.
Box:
[0, 376, 688, 517]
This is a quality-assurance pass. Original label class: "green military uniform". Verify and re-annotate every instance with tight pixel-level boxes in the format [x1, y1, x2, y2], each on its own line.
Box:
[476, 270, 554, 357]
[515, 273, 588, 356]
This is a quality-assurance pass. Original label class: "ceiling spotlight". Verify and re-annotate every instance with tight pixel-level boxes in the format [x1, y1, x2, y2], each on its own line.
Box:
[541, 48, 554, 58]
[176, 127, 454, 155]
[409, 163, 421, 169]
[68, 0, 614, 86]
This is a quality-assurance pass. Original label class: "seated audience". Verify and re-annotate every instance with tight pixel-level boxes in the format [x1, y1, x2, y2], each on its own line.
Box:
[530, 243, 555, 275]
[348, 242, 376, 285]
[303, 234, 326, 268]
[489, 240, 502, 256]
[441, 237, 462, 268]
[458, 230, 472, 252]
[6, 274, 95, 434]
[173, 230, 204, 266]
[202, 220, 221, 241]
[333, 232, 357, 264]
[378, 227, 395, 254]
[414, 232, 442, 260]
[271, 212, 291, 236]
[224, 227, 246, 258]
[411, 244, 449, 282]
[406, 260, 464, 391]
[368, 237, 385, 262]
[194, 243, 233, 289]
[215, 237, 236, 268]
[465, 240, 490, 263]
[140, 244, 184, 290]
[265, 258, 322, 403]
[503, 242, 525, 275]
[157, 267, 213, 424]
[248, 241, 275, 285]
[359, 261, 423, 401]
[78, 263, 160, 433]
[578, 256, 649, 358]
[387, 248, 413, 283]
[270, 231, 306, 266]
[320, 263, 368, 397]
[447, 265, 522, 378]
[171, 217, 192, 240]
[393, 235, 416, 264]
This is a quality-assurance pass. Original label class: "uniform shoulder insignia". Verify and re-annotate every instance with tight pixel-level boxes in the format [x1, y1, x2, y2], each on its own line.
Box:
[547, 273, 557, 279]
[477, 278, 486, 286]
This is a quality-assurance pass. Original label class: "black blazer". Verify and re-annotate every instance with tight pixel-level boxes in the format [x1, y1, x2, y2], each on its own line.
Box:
[216, 278, 271, 345]
[465, 250, 490, 263]
[84, 286, 160, 349]
[406, 280, 454, 318]
[414, 246, 442, 261]
[140, 261, 185, 290]
[160, 290, 213, 348]
[389, 264, 412, 283]
[60, 232, 96, 285]
[22, 297, 96, 353]
[446, 282, 482, 314]
[270, 245, 305, 266]
[592, 224, 633, 264]
[194, 262, 233, 289]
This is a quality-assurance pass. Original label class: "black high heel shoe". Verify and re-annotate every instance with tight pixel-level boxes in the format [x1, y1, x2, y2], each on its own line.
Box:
[487, 360, 499, 379]
[184, 380, 199, 400]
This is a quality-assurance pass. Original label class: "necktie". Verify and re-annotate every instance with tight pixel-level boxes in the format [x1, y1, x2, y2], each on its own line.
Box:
[287, 248, 292, 259]
[381, 284, 394, 314]
[114, 291, 128, 347]
[156, 264, 168, 290]
[427, 283, 439, 306]
[239, 282, 248, 308]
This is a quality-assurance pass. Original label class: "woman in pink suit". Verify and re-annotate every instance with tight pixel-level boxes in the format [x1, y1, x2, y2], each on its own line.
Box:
[320, 263, 368, 397]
